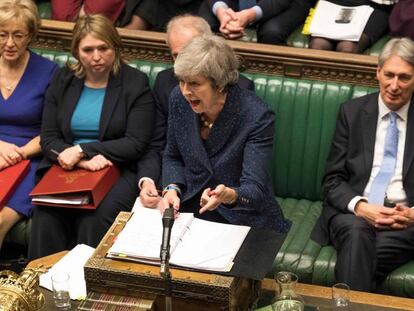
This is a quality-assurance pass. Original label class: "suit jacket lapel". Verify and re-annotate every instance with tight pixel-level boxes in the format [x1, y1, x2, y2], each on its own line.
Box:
[205, 86, 240, 157]
[99, 70, 122, 140]
[176, 98, 213, 175]
[361, 93, 379, 176]
[61, 77, 84, 143]
[403, 97, 414, 178]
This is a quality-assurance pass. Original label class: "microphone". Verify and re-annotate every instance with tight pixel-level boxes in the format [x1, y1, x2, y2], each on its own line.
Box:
[160, 207, 175, 275]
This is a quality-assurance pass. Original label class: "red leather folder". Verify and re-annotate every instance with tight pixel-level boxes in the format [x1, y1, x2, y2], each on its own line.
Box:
[0, 160, 30, 208]
[30, 165, 120, 209]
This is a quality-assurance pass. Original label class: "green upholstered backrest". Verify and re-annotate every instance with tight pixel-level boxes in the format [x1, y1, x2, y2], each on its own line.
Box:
[37, 0, 52, 19]
[129, 60, 172, 87]
[287, 26, 309, 49]
[245, 73, 377, 201]
[364, 35, 390, 56]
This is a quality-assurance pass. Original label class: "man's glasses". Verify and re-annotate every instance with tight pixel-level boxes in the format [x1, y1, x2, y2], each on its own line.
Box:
[0, 32, 28, 44]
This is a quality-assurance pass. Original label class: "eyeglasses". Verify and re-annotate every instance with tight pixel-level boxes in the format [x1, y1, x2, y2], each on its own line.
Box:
[0, 32, 29, 44]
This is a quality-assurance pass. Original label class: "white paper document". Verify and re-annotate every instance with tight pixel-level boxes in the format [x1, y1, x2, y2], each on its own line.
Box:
[107, 204, 250, 272]
[32, 193, 90, 205]
[309, 0, 374, 41]
[40, 244, 95, 300]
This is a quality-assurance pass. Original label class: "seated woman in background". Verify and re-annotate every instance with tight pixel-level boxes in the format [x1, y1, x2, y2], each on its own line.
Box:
[0, 0, 57, 250]
[309, 0, 396, 53]
[389, 0, 414, 41]
[28, 14, 154, 259]
[51, 0, 155, 30]
[160, 35, 290, 233]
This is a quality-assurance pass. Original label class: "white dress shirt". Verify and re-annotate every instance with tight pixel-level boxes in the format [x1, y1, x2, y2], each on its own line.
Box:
[348, 95, 410, 212]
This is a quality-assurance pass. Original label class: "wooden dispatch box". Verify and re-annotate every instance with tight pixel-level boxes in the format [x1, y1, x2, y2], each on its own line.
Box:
[84, 212, 259, 311]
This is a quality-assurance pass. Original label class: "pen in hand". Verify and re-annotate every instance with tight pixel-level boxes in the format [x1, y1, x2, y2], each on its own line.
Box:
[50, 149, 60, 156]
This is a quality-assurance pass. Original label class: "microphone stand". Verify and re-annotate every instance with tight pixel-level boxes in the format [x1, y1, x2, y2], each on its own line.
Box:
[160, 207, 174, 311]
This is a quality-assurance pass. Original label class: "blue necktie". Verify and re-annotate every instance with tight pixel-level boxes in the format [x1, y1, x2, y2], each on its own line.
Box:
[239, 0, 256, 10]
[368, 112, 399, 205]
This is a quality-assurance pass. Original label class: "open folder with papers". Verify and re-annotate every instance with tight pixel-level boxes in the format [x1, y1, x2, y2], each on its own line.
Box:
[309, 0, 374, 41]
[107, 205, 250, 272]
[30, 164, 119, 209]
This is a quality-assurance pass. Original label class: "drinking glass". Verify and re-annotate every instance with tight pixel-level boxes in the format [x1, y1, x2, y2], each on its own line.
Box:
[332, 283, 350, 308]
[51, 271, 71, 310]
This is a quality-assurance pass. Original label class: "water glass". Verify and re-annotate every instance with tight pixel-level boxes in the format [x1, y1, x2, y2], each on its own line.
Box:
[332, 283, 350, 308]
[51, 271, 71, 309]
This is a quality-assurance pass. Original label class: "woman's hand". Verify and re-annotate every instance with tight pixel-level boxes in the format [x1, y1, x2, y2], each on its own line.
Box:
[58, 145, 84, 170]
[77, 154, 112, 171]
[0, 157, 10, 171]
[199, 184, 237, 214]
[140, 180, 160, 208]
[0, 141, 24, 166]
[160, 190, 180, 215]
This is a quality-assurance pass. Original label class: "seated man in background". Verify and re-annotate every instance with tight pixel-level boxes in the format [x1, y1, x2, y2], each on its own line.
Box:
[199, 0, 313, 44]
[311, 38, 414, 291]
[138, 14, 255, 207]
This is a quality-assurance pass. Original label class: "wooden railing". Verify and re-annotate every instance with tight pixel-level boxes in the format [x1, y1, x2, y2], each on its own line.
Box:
[34, 19, 379, 87]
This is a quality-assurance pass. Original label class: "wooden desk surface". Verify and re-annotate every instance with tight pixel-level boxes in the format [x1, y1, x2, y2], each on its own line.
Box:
[28, 251, 414, 311]
[261, 279, 414, 311]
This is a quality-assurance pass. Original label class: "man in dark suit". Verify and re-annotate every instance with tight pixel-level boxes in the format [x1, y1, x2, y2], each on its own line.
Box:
[198, 0, 312, 44]
[311, 38, 414, 292]
[138, 15, 254, 207]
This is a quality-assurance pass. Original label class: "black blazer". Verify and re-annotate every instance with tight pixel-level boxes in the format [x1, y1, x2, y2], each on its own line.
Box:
[312, 93, 414, 245]
[139, 68, 255, 185]
[39, 64, 154, 176]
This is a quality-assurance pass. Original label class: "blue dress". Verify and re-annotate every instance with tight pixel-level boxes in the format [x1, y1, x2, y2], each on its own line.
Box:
[0, 51, 57, 216]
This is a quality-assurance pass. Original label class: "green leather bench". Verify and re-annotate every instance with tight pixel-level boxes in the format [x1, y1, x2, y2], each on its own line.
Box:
[5, 48, 414, 298]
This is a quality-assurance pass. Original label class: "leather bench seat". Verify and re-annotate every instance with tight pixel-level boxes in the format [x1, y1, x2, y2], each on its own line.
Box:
[6, 48, 414, 298]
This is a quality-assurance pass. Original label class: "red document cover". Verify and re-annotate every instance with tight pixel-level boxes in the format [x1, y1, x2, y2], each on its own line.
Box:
[0, 160, 31, 208]
[30, 165, 120, 209]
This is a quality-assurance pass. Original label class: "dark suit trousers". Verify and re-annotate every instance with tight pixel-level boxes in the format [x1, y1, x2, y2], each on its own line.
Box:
[330, 214, 414, 292]
[198, 1, 309, 44]
[28, 169, 138, 259]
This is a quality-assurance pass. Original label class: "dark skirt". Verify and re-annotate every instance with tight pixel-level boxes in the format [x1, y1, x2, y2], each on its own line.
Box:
[328, 0, 394, 43]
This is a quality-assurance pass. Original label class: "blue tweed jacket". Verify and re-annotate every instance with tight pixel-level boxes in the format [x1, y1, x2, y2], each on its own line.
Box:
[162, 84, 291, 233]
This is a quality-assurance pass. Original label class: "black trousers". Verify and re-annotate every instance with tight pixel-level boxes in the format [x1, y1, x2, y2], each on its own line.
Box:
[198, 0, 310, 44]
[329, 213, 414, 292]
[28, 169, 138, 260]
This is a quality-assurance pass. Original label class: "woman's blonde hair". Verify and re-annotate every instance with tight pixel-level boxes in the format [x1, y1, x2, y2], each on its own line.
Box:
[69, 14, 123, 78]
[0, 0, 40, 43]
[174, 35, 239, 90]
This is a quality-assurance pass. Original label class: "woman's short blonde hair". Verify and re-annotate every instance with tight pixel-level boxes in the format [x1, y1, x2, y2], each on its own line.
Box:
[174, 35, 239, 90]
[70, 14, 123, 78]
[0, 0, 40, 42]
